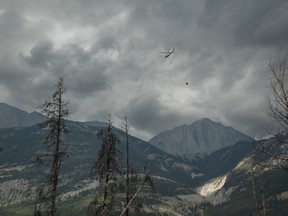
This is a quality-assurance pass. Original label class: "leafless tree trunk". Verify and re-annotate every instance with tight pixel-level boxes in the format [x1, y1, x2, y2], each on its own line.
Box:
[34, 77, 69, 216]
[120, 117, 155, 216]
[251, 170, 258, 216]
[251, 139, 271, 216]
[267, 57, 288, 129]
[119, 163, 154, 216]
[122, 116, 130, 216]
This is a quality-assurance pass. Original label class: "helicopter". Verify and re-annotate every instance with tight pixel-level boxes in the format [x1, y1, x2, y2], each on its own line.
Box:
[159, 48, 175, 58]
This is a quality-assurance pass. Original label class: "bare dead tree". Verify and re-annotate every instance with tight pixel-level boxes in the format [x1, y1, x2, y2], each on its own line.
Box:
[119, 163, 155, 216]
[88, 115, 120, 216]
[267, 57, 288, 130]
[120, 117, 155, 216]
[34, 77, 69, 216]
[250, 146, 259, 216]
[122, 116, 130, 216]
[265, 56, 288, 172]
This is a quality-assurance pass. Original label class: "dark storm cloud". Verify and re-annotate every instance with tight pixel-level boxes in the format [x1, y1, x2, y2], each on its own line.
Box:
[0, 58, 46, 109]
[0, 2, 50, 52]
[121, 93, 187, 135]
[0, 7, 24, 41]
[22, 40, 54, 69]
[93, 36, 121, 51]
[126, 0, 202, 50]
[199, 0, 288, 49]
[0, 0, 126, 26]
[0, 0, 287, 140]
[229, 0, 288, 48]
[21, 40, 109, 96]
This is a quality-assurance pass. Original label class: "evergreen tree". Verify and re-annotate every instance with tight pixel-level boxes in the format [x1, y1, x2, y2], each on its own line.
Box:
[88, 116, 120, 216]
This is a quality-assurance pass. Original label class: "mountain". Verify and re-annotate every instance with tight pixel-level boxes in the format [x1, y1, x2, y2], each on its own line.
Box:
[1, 103, 288, 215]
[0, 120, 201, 210]
[195, 141, 253, 182]
[149, 118, 253, 158]
[195, 136, 288, 215]
[0, 103, 46, 128]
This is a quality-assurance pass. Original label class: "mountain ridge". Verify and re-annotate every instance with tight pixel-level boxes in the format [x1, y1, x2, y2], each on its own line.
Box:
[0, 103, 46, 128]
[149, 118, 253, 158]
[1, 103, 288, 215]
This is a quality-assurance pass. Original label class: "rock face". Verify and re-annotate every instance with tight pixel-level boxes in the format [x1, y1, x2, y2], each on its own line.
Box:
[149, 118, 253, 157]
[0, 103, 46, 128]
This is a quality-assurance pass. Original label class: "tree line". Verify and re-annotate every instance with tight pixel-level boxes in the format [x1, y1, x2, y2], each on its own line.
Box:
[33, 78, 154, 216]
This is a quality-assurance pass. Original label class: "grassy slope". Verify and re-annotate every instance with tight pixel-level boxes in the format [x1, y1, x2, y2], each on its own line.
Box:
[0, 196, 93, 216]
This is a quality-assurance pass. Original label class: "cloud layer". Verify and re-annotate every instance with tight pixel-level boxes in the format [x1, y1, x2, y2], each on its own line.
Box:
[0, 0, 288, 140]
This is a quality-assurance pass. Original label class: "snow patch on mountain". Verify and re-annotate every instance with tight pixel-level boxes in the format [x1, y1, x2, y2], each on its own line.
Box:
[270, 191, 288, 201]
[234, 157, 253, 172]
[209, 186, 237, 205]
[197, 174, 228, 197]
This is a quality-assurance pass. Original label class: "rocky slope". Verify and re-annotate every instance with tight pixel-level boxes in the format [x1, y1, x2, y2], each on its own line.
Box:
[0, 103, 46, 128]
[149, 118, 253, 158]
[1, 103, 288, 215]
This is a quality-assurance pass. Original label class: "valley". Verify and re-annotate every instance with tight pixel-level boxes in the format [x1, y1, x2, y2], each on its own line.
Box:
[0, 103, 288, 215]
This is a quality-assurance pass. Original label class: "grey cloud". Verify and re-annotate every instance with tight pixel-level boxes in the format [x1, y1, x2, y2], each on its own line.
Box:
[0, 7, 24, 40]
[66, 64, 109, 96]
[231, 0, 288, 48]
[21, 40, 109, 96]
[21, 0, 128, 27]
[0, 3, 50, 54]
[93, 36, 121, 51]
[121, 93, 190, 135]
[22, 40, 54, 69]
[199, 0, 288, 49]
[126, 0, 202, 49]
[0, 0, 287, 141]
[223, 103, 275, 138]
[124, 95, 164, 133]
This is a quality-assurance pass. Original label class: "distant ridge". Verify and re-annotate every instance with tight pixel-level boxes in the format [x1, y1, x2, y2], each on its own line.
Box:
[0, 102, 47, 128]
[149, 118, 253, 158]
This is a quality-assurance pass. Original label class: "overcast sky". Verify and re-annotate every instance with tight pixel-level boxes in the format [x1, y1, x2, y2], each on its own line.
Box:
[0, 0, 288, 140]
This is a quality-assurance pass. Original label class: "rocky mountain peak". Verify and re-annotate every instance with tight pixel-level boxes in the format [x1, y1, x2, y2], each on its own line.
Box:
[0, 102, 46, 128]
[149, 118, 253, 158]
